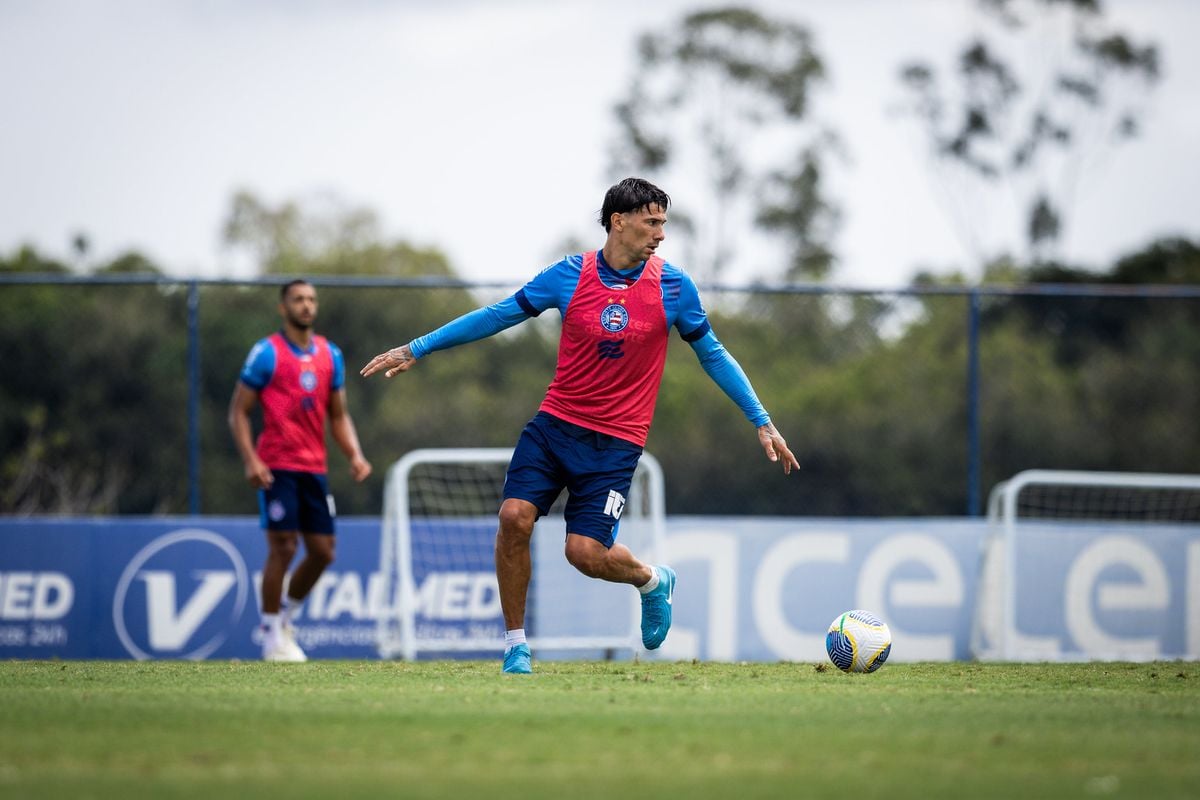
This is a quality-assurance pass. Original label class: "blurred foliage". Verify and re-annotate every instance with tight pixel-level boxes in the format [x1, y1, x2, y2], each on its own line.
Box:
[608, 6, 840, 282]
[896, 0, 1160, 265]
[3, 188, 1198, 517]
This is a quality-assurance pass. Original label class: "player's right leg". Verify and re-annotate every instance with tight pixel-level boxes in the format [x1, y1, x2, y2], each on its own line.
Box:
[495, 499, 536, 675]
[258, 472, 306, 662]
[260, 529, 302, 661]
[495, 415, 568, 674]
[496, 498, 537, 634]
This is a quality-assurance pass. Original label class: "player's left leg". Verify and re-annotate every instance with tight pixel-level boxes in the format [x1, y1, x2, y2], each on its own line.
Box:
[560, 445, 676, 651]
[288, 532, 334, 602]
[275, 473, 337, 661]
[286, 472, 337, 606]
[563, 534, 652, 585]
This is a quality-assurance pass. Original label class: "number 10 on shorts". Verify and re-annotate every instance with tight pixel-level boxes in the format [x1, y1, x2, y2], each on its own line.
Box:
[604, 490, 626, 520]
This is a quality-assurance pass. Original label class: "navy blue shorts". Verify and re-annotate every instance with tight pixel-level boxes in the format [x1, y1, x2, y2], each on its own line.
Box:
[259, 470, 336, 534]
[502, 412, 643, 549]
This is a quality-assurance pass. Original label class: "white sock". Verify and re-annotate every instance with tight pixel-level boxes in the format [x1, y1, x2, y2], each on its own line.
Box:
[261, 613, 280, 634]
[638, 567, 660, 594]
[282, 596, 303, 625]
[505, 629, 527, 649]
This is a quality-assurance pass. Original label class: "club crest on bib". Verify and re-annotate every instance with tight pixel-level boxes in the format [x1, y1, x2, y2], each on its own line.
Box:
[299, 370, 318, 392]
[601, 304, 629, 333]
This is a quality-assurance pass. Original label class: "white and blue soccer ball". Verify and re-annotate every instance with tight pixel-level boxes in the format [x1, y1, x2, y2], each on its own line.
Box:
[826, 610, 892, 673]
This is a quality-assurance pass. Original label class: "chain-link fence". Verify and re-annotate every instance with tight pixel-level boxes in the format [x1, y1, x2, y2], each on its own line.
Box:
[2, 275, 1197, 517]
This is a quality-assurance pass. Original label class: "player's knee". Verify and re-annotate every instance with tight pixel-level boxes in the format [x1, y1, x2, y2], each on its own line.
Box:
[497, 500, 535, 541]
[307, 539, 335, 567]
[564, 537, 605, 578]
[312, 547, 335, 568]
[271, 536, 299, 563]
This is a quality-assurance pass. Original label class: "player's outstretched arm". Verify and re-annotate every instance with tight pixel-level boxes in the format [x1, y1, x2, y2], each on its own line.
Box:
[360, 344, 415, 379]
[757, 422, 799, 475]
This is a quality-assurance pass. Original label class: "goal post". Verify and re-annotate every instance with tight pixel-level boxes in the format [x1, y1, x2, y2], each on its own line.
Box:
[377, 448, 666, 661]
[971, 470, 1200, 662]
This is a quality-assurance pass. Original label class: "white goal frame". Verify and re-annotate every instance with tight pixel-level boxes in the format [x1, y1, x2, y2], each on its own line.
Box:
[376, 447, 666, 661]
[972, 469, 1200, 662]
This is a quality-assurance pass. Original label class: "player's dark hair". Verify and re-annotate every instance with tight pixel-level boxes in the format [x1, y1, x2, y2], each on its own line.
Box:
[599, 178, 670, 232]
[280, 279, 312, 300]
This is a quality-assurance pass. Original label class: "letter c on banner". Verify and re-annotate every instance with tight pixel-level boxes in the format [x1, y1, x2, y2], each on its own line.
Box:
[753, 534, 849, 660]
[857, 534, 963, 661]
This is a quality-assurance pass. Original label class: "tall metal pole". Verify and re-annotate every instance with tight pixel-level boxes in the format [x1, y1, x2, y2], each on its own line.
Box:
[187, 280, 201, 516]
[966, 290, 982, 516]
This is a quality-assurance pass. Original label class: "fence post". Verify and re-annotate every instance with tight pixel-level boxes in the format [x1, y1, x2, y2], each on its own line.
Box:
[187, 280, 201, 516]
[966, 290, 981, 516]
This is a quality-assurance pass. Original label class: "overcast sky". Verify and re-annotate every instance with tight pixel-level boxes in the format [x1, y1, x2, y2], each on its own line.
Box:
[2, 0, 1197, 287]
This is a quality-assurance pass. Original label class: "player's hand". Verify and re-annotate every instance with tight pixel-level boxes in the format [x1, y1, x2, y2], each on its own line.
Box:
[245, 459, 274, 489]
[350, 456, 372, 483]
[757, 423, 799, 475]
[360, 344, 416, 379]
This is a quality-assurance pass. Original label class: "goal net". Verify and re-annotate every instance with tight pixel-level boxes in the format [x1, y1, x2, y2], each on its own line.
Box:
[971, 470, 1200, 662]
[376, 448, 666, 661]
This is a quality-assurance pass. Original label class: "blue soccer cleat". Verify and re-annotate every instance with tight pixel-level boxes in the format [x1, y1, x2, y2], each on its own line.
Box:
[502, 643, 532, 674]
[640, 565, 676, 650]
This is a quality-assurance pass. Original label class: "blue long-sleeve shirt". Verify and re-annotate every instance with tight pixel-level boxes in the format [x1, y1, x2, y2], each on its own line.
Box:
[409, 252, 771, 428]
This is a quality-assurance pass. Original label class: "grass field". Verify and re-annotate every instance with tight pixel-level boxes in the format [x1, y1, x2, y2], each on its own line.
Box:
[1, 659, 1198, 799]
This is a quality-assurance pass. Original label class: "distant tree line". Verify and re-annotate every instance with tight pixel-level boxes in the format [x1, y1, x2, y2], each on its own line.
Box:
[3, 214, 1197, 517]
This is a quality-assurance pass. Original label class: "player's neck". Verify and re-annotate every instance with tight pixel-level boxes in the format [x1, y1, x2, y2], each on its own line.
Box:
[600, 243, 642, 272]
[282, 325, 314, 350]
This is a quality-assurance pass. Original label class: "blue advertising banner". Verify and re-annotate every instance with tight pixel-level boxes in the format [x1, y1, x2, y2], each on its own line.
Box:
[0, 518, 383, 660]
[657, 518, 986, 662]
[2, 516, 1196, 661]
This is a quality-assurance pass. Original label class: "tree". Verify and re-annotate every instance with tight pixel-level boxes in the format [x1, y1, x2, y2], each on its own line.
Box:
[608, 7, 840, 282]
[896, 0, 1159, 267]
[0, 248, 189, 513]
[222, 189, 455, 278]
[203, 190, 560, 516]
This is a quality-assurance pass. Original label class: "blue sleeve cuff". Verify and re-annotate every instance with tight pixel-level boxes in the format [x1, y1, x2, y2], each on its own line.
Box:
[514, 289, 541, 317]
[681, 320, 711, 343]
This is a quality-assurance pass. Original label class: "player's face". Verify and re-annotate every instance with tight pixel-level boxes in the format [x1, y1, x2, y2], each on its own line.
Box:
[280, 284, 318, 330]
[618, 204, 667, 261]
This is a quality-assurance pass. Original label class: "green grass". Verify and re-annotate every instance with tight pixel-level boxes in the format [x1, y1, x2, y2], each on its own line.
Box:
[1, 660, 1198, 799]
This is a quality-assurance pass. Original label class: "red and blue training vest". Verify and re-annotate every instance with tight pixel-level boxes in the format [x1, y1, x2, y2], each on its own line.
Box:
[539, 251, 667, 446]
[255, 332, 335, 473]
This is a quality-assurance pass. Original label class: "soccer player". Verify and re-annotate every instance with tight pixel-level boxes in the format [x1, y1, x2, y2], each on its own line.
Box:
[229, 279, 372, 661]
[361, 178, 798, 674]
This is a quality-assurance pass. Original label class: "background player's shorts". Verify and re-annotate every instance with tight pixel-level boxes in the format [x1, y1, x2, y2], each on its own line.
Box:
[259, 470, 336, 534]
[503, 412, 642, 549]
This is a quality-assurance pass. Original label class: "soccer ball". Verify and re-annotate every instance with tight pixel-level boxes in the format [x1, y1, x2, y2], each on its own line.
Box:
[826, 610, 892, 673]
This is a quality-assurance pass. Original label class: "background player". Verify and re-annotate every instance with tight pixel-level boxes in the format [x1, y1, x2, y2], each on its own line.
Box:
[229, 279, 372, 661]
[361, 178, 798, 673]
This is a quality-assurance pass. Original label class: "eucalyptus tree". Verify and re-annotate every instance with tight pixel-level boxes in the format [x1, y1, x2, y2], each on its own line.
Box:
[896, 0, 1159, 266]
[609, 7, 840, 283]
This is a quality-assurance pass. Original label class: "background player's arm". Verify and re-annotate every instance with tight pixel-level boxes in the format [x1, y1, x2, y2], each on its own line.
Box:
[328, 388, 372, 482]
[228, 383, 273, 489]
